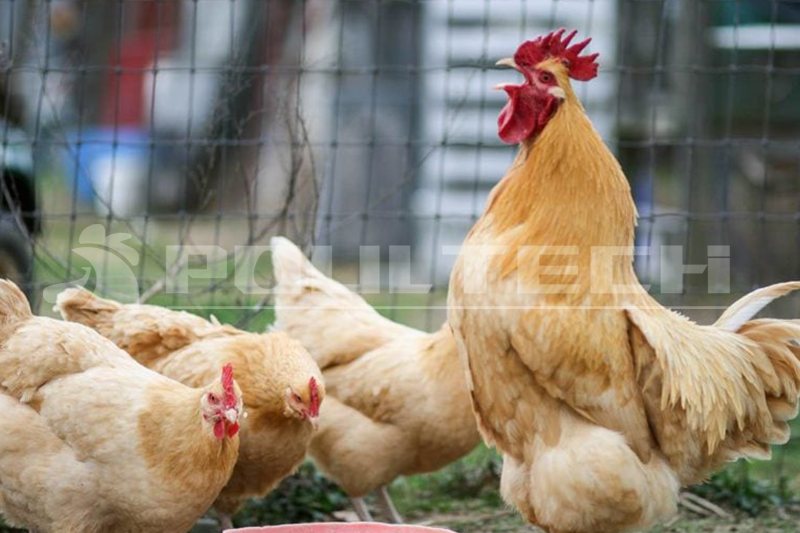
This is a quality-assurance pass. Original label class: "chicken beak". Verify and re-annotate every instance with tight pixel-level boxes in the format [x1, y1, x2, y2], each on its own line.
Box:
[496, 57, 519, 71]
[224, 408, 239, 423]
[548, 86, 567, 100]
[309, 416, 319, 431]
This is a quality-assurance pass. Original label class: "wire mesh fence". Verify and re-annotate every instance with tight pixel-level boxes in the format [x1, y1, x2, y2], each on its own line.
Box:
[1, 0, 800, 507]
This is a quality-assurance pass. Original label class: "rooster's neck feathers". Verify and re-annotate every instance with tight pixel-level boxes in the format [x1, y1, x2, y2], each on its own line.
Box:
[484, 84, 638, 288]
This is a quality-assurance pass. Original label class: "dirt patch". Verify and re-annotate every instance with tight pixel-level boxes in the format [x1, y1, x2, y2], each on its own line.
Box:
[415, 509, 800, 533]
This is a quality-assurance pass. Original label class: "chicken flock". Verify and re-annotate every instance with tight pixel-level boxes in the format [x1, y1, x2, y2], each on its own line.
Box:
[1, 29, 800, 533]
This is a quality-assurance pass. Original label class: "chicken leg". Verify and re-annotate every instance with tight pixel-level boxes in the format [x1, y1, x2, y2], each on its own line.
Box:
[377, 485, 403, 523]
[218, 514, 234, 531]
[350, 497, 374, 521]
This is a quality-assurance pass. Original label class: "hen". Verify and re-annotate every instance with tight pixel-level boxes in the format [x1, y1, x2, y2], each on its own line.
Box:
[271, 236, 481, 522]
[57, 288, 323, 530]
[0, 280, 242, 533]
[448, 30, 800, 533]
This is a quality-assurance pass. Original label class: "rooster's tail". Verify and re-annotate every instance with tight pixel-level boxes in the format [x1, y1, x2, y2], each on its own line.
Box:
[717, 282, 800, 449]
[0, 280, 32, 343]
[714, 282, 800, 332]
[737, 319, 800, 443]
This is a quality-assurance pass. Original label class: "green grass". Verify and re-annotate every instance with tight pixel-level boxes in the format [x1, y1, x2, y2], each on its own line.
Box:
[392, 446, 503, 518]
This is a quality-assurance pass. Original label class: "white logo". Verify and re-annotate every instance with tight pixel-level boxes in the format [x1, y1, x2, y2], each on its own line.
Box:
[43, 224, 140, 304]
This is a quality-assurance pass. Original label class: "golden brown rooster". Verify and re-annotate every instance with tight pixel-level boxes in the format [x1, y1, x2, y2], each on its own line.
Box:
[448, 29, 800, 533]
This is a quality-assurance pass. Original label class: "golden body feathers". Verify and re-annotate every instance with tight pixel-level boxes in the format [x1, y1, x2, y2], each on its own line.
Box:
[448, 63, 800, 533]
[57, 288, 323, 518]
[0, 281, 239, 533]
[271, 237, 481, 497]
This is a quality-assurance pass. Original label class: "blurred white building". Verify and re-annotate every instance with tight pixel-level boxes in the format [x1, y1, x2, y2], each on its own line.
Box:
[413, 0, 619, 283]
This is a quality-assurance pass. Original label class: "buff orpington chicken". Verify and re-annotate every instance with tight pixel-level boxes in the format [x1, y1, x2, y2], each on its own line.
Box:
[56, 288, 323, 530]
[0, 280, 243, 533]
[448, 29, 800, 533]
[271, 236, 481, 523]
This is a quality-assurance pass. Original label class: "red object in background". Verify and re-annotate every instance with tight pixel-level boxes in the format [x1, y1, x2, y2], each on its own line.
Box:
[101, 31, 155, 127]
[226, 524, 457, 533]
[101, 1, 178, 127]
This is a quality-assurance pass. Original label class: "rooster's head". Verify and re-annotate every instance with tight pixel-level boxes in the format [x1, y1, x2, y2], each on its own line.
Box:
[201, 363, 244, 440]
[496, 29, 598, 144]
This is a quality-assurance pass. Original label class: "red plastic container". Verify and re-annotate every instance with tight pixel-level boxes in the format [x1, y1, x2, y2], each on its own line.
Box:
[226, 524, 457, 533]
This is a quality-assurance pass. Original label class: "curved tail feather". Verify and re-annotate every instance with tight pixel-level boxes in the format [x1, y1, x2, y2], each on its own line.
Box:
[56, 287, 231, 366]
[714, 282, 800, 333]
[55, 287, 121, 327]
[271, 236, 419, 369]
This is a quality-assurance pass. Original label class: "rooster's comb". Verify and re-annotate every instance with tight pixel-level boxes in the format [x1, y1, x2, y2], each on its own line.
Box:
[514, 29, 599, 81]
[221, 363, 237, 408]
[309, 377, 320, 418]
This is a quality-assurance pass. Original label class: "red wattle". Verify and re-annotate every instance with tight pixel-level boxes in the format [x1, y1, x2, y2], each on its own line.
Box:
[214, 419, 225, 440]
[227, 422, 240, 437]
[498, 87, 535, 145]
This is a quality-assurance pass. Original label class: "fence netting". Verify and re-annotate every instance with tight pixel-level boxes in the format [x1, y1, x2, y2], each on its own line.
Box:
[1, 0, 800, 500]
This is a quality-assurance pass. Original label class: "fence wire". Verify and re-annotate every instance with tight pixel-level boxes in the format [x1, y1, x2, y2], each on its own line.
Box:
[1, 0, 800, 499]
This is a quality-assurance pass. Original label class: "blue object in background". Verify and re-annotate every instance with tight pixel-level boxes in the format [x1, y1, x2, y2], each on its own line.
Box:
[61, 127, 150, 206]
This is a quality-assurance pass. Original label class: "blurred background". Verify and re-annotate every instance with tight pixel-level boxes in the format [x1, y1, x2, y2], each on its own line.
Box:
[1, 0, 800, 530]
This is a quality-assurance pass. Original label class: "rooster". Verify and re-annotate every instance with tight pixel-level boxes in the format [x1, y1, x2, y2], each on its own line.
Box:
[447, 29, 800, 533]
[0, 280, 243, 533]
[56, 288, 323, 530]
[271, 236, 481, 522]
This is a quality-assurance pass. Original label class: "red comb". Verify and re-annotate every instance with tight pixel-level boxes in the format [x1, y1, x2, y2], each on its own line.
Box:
[308, 377, 320, 418]
[221, 363, 237, 409]
[514, 29, 599, 81]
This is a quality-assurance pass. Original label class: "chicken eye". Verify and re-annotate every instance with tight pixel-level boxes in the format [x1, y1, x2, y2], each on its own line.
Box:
[208, 393, 218, 403]
[539, 72, 553, 83]
[293, 393, 303, 403]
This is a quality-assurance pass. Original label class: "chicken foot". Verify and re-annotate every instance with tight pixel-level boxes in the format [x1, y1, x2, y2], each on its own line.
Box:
[679, 492, 731, 519]
[376, 485, 403, 523]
